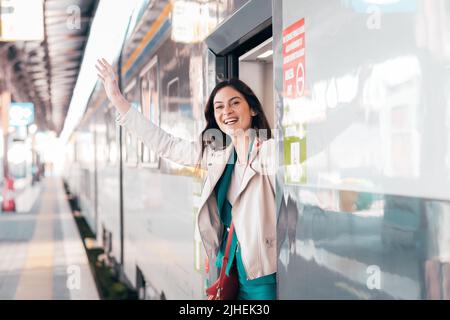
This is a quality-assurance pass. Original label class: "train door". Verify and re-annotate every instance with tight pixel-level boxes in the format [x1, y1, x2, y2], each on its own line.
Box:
[204, 0, 275, 285]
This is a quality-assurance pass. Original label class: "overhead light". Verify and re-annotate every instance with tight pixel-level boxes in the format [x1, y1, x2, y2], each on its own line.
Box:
[257, 50, 273, 59]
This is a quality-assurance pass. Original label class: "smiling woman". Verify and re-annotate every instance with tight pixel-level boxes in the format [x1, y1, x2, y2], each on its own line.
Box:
[96, 58, 277, 300]
[202, 78, 272, 165]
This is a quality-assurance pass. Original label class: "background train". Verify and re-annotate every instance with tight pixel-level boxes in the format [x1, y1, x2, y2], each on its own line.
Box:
[63, 0, 450, 299]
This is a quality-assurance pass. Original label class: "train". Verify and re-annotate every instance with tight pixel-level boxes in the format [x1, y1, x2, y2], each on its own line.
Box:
[63, 0, 450, 299]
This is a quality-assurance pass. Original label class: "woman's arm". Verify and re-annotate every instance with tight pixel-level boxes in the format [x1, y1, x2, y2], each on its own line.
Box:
[96, 58, 202, 167]
[116, 107, 202, 167]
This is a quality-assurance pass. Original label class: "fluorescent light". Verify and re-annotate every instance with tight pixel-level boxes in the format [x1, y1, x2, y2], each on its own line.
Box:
[257, 50, 273, 59]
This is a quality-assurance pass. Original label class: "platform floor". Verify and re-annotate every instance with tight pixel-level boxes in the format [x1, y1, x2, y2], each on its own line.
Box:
[0, 177, 99, 300]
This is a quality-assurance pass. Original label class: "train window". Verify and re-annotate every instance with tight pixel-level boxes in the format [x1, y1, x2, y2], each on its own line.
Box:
[96, 111, 108, 165]
[167, 77, 179, 113]
[77, 129, 94, 202]
[104, 106, 113, 164]
[107, 107, 118, 164]
[162, 76, 195, 141]
[160, 74, 196, 175]
[139, 56, 160, 168]
[104, 107, 111, 164]
[103, 109, 110, 164]
[124, 80, 139, 166]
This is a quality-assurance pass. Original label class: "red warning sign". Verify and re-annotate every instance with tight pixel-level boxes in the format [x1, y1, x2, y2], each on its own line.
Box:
[283, 18, 305, 98]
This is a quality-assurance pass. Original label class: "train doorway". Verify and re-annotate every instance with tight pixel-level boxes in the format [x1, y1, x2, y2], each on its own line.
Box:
[238, 38, 274, 128]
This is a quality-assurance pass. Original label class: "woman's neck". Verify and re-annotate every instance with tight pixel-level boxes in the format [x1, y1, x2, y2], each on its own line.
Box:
[231, 133, 253, 165]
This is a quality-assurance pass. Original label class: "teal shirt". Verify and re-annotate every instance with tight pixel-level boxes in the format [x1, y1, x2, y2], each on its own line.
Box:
[214, 147, 276, 300]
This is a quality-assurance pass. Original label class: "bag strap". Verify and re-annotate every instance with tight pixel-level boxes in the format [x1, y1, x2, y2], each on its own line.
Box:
[219, 223, 235, 280]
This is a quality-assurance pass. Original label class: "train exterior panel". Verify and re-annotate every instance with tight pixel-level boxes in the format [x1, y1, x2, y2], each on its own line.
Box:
[274, 0, 450, 299]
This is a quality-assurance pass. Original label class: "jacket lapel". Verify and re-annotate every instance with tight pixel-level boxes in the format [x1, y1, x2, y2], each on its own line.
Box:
[235, 138, 261, 198]
[198, 144, 234, 209]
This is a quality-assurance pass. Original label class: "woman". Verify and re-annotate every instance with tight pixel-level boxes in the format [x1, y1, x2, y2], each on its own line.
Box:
[96, 58, 277, 300]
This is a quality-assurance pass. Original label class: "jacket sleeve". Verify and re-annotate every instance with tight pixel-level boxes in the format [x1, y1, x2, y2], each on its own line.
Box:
[116, 107, 203, 168]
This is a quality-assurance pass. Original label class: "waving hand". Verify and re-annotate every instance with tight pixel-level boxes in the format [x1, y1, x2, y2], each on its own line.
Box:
[96, 58, 130, 115]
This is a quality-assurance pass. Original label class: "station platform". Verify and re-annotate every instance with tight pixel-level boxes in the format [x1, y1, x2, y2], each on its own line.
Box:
[0, 176, 99, 300]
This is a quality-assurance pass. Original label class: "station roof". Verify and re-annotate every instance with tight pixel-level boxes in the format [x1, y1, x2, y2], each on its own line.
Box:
[0, 0, 98, 133]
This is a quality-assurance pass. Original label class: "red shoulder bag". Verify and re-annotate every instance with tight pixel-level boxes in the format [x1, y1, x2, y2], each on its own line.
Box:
[206, 223, 239, 300]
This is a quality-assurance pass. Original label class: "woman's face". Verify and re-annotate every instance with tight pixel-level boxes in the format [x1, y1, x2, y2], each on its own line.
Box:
[213, 86, 256, 136]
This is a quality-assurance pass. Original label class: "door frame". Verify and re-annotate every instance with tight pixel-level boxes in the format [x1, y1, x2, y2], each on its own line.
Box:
[205, 0, 273, 79]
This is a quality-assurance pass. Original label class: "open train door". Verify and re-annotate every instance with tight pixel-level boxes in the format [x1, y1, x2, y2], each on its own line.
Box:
[204, 0, 277, 293]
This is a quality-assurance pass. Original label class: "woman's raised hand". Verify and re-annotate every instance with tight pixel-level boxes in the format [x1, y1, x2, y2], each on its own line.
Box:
[96, 58, 119, 100]
[96, 58, 130, 115]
